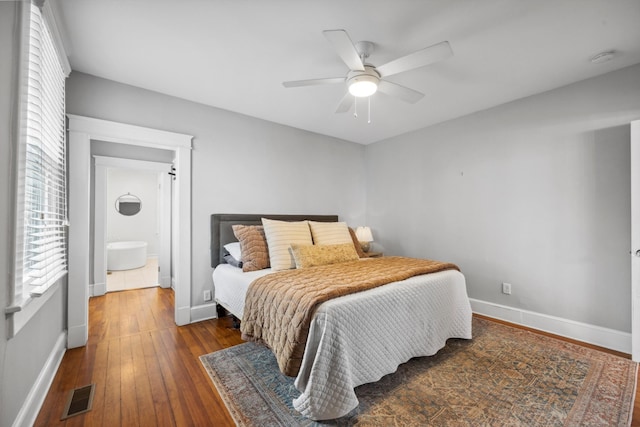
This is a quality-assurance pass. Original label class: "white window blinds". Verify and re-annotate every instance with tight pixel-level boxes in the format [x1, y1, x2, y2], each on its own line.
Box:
[16, 2, 67, 299]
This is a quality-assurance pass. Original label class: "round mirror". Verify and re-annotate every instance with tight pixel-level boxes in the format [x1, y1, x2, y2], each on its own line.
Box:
[115, 193, 142, 216]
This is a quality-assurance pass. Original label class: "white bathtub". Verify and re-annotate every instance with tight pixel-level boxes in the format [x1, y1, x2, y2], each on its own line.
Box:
[107, 241, 148, 271]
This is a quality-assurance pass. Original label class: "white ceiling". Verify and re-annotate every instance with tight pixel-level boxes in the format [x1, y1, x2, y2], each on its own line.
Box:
[52, 0, 640, 145]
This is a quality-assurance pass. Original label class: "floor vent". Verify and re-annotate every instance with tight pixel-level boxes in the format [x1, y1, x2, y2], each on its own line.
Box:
[61, 384, 95, 420]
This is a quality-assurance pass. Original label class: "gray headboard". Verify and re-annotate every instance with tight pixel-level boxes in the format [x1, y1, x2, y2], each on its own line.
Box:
[210, 213, 339, 268]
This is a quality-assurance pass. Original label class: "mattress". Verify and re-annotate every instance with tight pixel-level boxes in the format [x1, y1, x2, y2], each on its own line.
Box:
[212, 264, 271, 319]
[212, 262, 472, 420]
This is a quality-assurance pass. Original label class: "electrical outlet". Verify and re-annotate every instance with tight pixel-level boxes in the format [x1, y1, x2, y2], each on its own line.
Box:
[502, 282, 512, 295]
[203, 290, 212, 302]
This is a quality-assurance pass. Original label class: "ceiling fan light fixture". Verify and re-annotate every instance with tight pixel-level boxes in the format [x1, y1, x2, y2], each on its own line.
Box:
[283, 30, 451, 111]
[348, 74, 378, 97]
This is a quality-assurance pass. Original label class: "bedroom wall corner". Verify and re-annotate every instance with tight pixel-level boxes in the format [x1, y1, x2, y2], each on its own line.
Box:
[365, 63, 640, 340]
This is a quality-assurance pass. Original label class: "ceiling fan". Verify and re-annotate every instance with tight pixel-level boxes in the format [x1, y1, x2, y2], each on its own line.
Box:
[282, 29, 453, 114]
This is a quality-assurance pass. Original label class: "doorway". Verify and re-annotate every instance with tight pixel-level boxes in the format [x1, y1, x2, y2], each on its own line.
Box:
[67, 115, 193, 349]
[93, 156, 173, 296]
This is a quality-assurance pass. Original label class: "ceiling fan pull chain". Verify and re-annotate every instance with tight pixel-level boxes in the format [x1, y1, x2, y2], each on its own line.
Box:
[354, 96, 358, 118]
[368, 96, 371, 124]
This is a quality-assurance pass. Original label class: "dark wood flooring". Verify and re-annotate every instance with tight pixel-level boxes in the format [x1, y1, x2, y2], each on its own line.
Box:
[35, 287, 640, 426]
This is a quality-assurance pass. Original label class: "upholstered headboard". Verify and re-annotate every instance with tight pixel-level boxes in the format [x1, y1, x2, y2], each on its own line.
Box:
[210, 213, 339, 268]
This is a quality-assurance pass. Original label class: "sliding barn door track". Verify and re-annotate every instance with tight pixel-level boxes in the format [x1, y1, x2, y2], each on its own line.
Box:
[61, 384, 95, 419]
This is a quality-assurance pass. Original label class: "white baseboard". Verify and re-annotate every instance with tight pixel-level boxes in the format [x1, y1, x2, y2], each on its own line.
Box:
[176, 305, 191, 326]
[159, 275, 171, 288]
[67, 323, 88, 348]
[90, 281, 106, 297]
[190, 303, 217, 323]
[12, 332, 66, 427]
[470, 298, 631, 354]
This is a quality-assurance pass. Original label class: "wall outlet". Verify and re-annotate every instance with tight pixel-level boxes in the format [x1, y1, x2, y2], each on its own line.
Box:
[203, 290, 212, 302]
[502, 282, 512, 295]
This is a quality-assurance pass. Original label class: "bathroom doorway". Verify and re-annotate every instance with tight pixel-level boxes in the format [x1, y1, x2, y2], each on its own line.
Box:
[93, 156, 173, 297]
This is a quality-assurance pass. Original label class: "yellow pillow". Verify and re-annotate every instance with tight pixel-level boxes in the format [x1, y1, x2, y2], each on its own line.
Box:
[289, 243, 360, 269]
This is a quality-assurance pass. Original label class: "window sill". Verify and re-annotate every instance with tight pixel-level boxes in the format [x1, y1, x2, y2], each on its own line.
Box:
[6, 277, 63, 338]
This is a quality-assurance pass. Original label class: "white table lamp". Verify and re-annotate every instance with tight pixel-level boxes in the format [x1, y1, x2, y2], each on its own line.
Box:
[355, 226, 373, 252]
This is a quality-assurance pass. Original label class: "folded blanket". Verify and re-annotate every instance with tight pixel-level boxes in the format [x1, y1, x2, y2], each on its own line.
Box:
[240, 256, 459, 376]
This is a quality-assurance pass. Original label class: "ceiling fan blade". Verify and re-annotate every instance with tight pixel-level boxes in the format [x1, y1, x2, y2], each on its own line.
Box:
[282, 77, 344, 88]
[377, 41, 453, 77]
[322, 29, 365, 71]
[377, 80, 424, 104]
[335, 92, 354, 113]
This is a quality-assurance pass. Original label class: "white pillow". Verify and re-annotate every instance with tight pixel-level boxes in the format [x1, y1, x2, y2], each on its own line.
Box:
[308, 221, 352, 245]
[223, 242, 242, 261]
[261, 218, 313, 271]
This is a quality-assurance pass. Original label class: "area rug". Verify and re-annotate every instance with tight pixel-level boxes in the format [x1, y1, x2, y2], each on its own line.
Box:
[200, 317, 637, 426]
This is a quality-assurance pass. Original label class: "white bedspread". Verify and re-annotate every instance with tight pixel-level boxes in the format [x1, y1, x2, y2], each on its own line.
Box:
[212, 264, 472, 421]
[212, 264, 272, 319]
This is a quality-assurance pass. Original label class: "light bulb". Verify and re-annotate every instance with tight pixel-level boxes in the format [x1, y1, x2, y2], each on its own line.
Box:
[348, 75, 378, 97]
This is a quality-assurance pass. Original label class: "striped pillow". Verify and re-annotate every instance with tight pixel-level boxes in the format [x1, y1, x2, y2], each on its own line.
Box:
[261, 218, 313, 271]
[308, 221, 353, 245]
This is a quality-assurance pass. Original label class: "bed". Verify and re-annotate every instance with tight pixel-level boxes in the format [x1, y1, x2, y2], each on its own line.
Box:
[210, 213, 472, 420]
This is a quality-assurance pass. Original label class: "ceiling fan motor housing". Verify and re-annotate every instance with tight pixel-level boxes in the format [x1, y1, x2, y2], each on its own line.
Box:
[347, 65, 380, 97]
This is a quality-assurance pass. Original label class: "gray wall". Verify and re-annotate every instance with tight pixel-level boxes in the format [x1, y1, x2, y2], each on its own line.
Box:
[366, 64, 640, 333]
[66, 72, 367, 306]
[92, 140, 175, 163]
[107, 168, 159, 256]
[1, 3, 67, 426]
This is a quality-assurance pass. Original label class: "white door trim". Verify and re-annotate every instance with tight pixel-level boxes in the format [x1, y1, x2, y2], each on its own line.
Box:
[631, 119, 640, 361]
[93, 156, 173, 296]
[67, 115, 193, 348]
[158, 172, 172, 288]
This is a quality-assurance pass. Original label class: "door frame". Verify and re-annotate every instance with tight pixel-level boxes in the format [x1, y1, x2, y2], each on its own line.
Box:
[67, 115, 192, 348]
[631, 119, 640, 361]
[93, 156, 173, 295]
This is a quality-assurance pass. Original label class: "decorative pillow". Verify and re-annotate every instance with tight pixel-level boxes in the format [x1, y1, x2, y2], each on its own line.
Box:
[290, 243, 360, 269]
[223, 242, 242, 261]
[308, 221, 352, 245]
[223, 253, 243, 268]
[261, 218, 313, 271]
[348, 227, 367, 258]
[232, 225, 270, 272]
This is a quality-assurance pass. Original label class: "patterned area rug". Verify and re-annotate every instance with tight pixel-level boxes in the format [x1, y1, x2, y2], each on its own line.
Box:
[200, 317, 637, 426]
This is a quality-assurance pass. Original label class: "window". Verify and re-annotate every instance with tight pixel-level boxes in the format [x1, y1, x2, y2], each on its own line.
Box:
[11, 1, 68, 314]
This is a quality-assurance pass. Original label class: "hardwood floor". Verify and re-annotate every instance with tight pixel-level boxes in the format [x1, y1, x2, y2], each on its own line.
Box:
[35, 288, 243, 426]
[36, 288, 640, 426]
